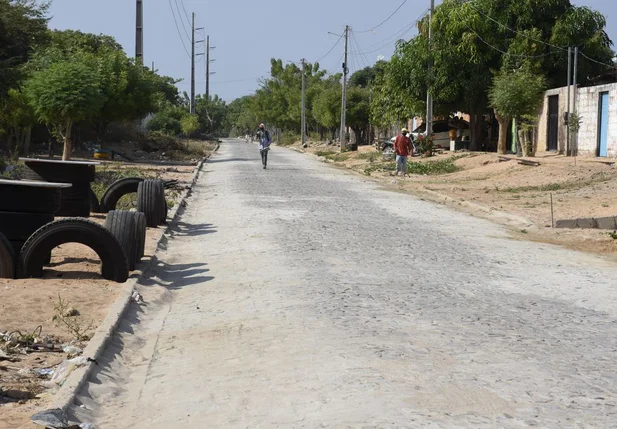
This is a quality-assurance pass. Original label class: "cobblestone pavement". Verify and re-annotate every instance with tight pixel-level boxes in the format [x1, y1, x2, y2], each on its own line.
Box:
[72, 140, 617, 428]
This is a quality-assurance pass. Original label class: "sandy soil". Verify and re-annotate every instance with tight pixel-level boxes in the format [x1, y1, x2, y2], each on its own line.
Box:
[0, 150, 209, 428]
[289, 140, 617, 257]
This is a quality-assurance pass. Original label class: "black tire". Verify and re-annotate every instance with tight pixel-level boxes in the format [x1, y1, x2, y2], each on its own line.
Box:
[155, 180, 167, 223]
[60, 182, 90, 200]
[0, 232, 16, 279]
[0, 184, 61, 213]
[103, 210, 136, 271]
[22, 162, 96, 183]
[20, 168, 45, 181]
[137, 180, 165, 227]
[89, 188, 101, 213]
[0, 212, 54, 241]
[133, 211, 147, 264]
[56, 199, 91, 217]
[17, 218, 129, 283]
[100, 177, 144, 213]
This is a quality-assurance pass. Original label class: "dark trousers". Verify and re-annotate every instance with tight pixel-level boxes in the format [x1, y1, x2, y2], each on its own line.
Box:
[260, 149, 268, 166]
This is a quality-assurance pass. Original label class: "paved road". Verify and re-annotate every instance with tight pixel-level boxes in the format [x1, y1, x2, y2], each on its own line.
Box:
[72, 140, 617, 428]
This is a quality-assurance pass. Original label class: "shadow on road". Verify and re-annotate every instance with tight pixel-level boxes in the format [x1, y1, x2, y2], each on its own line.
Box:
[172, 222, 217, 237]
[140, 256, 213, 290]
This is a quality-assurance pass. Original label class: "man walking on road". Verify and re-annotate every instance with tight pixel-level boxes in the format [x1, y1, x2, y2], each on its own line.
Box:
[257, 123, 271, 169]
[394, 128, 413, 176]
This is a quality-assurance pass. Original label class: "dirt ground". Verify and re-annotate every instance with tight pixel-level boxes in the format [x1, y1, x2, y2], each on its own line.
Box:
[0, 147, 211, 429]
[289, 140, 617, 258]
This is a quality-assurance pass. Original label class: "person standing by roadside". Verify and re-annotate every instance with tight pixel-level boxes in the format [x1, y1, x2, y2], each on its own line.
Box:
[393, 128, 413, 176]
[257, 123, 271, 169]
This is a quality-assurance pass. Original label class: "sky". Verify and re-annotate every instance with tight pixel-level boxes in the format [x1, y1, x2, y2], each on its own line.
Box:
[48, 0, 617, 102]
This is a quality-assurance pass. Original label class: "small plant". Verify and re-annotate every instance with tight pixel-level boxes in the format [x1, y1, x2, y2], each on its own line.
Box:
[357, 151, 381, 163]
[415, 134, 434, 157]
[608, 231, 617, 240]
[52, 294, 96, 341]
[406, 159, 461, 175]
[315, 150, 336, 157]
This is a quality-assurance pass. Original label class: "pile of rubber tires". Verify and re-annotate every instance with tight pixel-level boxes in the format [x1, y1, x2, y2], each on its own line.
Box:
[0, 172, 169, 282]
[21, 159, 97, 217]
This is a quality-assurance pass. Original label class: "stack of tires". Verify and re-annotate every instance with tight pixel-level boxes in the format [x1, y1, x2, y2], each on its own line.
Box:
[21, 159, 98, 217]
[104, 211, 147, 271]
[100, 178, 168, 227]
[0, 179, 66, 277]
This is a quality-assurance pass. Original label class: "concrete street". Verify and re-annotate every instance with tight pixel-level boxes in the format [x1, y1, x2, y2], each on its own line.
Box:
[72, 139, 617, 428]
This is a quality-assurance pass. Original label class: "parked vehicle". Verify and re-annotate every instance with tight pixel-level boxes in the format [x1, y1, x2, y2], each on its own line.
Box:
[382, 136, 419, 156]
[411, 120, 470, 149]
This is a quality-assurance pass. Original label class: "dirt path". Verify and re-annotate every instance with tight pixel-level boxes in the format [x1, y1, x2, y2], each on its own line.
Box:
[70, 139, 617, 428]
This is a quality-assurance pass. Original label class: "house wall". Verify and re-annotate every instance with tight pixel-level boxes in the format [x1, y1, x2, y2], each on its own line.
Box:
[538, 83, 617, 157]
[577, 83, 617, 157]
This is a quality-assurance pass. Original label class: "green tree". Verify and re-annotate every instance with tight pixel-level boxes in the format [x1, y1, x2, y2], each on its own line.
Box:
[195, 95, 228, 136]
[489, 70, 547, 155]
[0, 0, 50, 98]
[180, 113, 199, 139]
[346, 86, 371, 145]
[25, 60, 104, 160]
[0, 88, 36, 155]
[146, 103, 186, 136]
[312, 76, 341, 139]
[373, 0, 614, 150]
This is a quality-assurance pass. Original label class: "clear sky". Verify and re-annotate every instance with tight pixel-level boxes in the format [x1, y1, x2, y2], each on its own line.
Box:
[48, 0, 616, 102]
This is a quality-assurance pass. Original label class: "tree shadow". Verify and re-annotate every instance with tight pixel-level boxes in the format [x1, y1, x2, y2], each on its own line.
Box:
[208, 157, 253, 163]
[47, 257, 101, 268]
[171, 222, 217, 237]
[139, 256, 213, 290]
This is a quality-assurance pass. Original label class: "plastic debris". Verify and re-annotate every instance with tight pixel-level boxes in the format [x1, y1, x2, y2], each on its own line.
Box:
[33, 368, 55, 377]
[62, 345, 83, 356]
[31, 408, 70, 428]
[44, 356, 89, 387]
[80, 424, 94, 429]
[131, 291, 144, 305]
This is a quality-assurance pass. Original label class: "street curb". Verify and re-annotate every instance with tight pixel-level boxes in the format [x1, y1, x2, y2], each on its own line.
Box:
[48, 147, 217, 415]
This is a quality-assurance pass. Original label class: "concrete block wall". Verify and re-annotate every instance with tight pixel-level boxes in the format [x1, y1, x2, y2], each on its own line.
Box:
[538, 83, 617, 157]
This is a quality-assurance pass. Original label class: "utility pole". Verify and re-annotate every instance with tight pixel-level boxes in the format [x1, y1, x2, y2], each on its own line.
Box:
[368, 81, 373, 146]
[572, 46, 579, 157]
[566, 47, 572, 155]
[426, 0, 435, 140]
[340, 25, 349, 151]
[301, 58, 307, 148]
[135, 0, 143, 62]
[206, 35, 210, 100]
[190, 12, 196, 114]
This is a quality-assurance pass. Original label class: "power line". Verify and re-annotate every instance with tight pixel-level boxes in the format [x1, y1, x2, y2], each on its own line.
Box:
[315, 34, 344, 63]
[180, 0, 192, 26]
[467, 1, 616, 68]
[354, 9, 428, 56]
[174, 0, 191, 41]
[355, 0, 409, 34]
[168, 0, 191, 58]
[464, 24, 555, 58]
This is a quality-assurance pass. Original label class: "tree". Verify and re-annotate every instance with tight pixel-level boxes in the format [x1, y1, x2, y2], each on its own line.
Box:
[346, 86, 371, 145]
[373, 0, 614, 150]
[180, 113, 199, 140]
[195, 95, 228, 136]
[312, 76, 341, 139]
[146, 103, 186, 136]
[0, 0, 50, 98]
[489, 70, 547, 156]
[0, 88, 35, 155]
[25, 60, 104, 160]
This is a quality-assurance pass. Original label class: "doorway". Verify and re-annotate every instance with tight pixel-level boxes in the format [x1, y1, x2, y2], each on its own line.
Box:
[597, 91, 609, 157]
[547, 95, 559, 151]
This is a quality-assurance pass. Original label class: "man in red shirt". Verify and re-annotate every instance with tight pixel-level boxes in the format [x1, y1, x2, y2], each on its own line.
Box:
[394, 128, 413, 176]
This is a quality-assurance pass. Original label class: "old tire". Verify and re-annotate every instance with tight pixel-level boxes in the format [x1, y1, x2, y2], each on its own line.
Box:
[0, 212, 54, 241]
[103, 210, 136, 271]
[22, 162, 96, 183]
[133, 211, 147, 264]
[17, 218, 128, 282]
[137, 180, 165, 227]
[56, 199, 91, 217]
[100, 177, 144, 213]
[0, 232, 16, 279]
[0, 184, 61, 213]
[89, 188, 101, 213]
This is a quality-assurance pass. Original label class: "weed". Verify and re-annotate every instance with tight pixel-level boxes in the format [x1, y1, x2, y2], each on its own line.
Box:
[520, 229, 528, 234]
[602, 203, 610, 208]
[315, 150, 336, 158]
[52, 295, 96, 341]
[609, 231, 617, 240]
[406, 159, 461, 175]
[356, 151, 381, 163]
